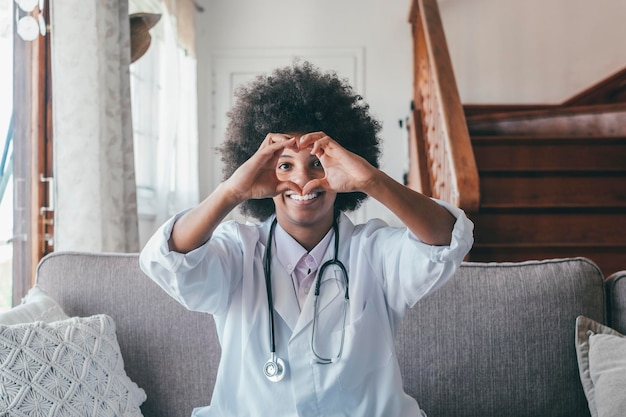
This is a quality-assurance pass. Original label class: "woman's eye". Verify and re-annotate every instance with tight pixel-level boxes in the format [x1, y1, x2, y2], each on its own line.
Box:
[278, 162, 291, 170]
[312, 160, 322, 168]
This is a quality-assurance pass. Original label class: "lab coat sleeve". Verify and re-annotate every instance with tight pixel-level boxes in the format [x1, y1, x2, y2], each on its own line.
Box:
[139, 210, 246, 315]
[365, 199, 474, 312]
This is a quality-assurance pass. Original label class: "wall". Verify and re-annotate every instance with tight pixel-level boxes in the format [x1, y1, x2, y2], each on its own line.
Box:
[195, 0, 413, 223]
[194, 0, 626, 222]
[440, 0, 626, 104]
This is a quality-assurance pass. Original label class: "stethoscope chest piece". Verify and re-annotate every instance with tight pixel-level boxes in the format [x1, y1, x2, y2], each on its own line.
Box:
[263, 354, 286, 382]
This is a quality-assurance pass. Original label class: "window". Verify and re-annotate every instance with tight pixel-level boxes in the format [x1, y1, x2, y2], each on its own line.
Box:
[1, 0, 198, 311]
[0, 0, 14, 311]
[129, 0, 199, 246]
[129, 11, 161, 242]
[2, 0, 52, 309]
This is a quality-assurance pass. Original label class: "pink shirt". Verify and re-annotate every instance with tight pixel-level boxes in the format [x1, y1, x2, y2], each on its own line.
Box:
[274, 223, 334, 310]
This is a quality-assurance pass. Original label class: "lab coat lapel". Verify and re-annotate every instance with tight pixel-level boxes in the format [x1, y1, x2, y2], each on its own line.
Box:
[290, 215, 353, 340]
[270, 258, 301, 332]
[291, 265, 341, 339]
[258, 216, 300, 333]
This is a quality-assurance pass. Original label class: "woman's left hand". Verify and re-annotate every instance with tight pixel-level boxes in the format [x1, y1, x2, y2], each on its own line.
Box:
[298, 131, 379, 195]
[300, 131, 456, 246]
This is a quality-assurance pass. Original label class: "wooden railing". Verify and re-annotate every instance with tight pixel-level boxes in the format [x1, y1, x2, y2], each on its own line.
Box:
[407, 0, 479, 212]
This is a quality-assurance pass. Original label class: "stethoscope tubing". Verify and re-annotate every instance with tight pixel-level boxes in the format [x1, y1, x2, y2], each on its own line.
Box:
[264, 219, 279, 356]
[263, 216, 350, 380]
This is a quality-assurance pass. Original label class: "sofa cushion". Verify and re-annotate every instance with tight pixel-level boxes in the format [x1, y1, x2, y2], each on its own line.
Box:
[0, 314, 146, 416]
[575, 316, 626, 417]
[0, 286, 69, 325]
[396, 258, 604, 417]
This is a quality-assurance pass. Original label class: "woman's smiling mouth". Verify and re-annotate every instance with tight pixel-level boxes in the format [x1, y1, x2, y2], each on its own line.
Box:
[287, 192, 320, 201]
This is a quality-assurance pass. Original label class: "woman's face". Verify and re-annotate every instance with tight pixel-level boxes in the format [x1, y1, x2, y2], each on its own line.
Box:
[272, 134, 337, 236]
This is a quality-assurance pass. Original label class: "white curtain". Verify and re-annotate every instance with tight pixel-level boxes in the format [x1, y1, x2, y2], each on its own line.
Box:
[50, 0, 140, 252]
[130, 0, 199, 246]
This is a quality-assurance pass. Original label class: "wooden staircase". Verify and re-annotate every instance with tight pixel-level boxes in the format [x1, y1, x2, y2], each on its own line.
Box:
[465, 106, 626, 276]
[407, 0, 626, 277]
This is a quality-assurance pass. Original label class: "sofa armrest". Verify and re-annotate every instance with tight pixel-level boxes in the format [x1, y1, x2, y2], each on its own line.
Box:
[607, 270, 626, 334]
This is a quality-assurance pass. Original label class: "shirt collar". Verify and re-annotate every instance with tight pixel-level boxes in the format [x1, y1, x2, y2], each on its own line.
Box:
[274, 222, 334, 275]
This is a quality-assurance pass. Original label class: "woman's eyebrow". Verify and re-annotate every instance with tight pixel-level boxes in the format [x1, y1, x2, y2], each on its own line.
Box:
[277, 153, 317, 159]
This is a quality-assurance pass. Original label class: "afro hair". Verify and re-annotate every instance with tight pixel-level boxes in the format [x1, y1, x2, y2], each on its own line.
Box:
[219, 61, 382, 221]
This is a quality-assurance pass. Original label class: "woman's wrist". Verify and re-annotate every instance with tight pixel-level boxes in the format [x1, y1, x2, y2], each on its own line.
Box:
[218, 179, 247, 208]
[359, 167, 387, 196]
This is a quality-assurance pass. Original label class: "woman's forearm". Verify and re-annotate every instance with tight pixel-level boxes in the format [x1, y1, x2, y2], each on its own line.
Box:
[168, 182, 242, 253]
[362, 170, 456, 246]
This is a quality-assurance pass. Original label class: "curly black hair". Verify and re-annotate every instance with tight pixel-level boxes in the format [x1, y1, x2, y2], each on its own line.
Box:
[219, 61, 382, 221]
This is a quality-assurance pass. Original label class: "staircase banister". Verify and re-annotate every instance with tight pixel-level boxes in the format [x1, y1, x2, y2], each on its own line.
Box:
[409, 0, 480, 212]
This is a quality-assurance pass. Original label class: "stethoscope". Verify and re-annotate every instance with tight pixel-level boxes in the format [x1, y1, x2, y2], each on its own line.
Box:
[263, 217, 350, 382]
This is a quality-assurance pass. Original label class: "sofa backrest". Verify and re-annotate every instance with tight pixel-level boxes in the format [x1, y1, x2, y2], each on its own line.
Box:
[37, 252, 609, 417]
[397, 258, 604, 417]
[36, 252, 218, 417]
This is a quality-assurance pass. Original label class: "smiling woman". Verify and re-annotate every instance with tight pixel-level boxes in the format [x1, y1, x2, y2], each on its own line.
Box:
[139, 62, 473, 417]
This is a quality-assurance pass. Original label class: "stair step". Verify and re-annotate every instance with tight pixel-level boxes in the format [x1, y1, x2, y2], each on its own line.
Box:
[470, 211, 626, 246]
[480, 173, 626, 208]
[466, 103, 626, 123]
[468, 246, 625, 277]
[466, 103, 626, 137]
[466, 105, 626, 278]
[472, 135, 626, 172]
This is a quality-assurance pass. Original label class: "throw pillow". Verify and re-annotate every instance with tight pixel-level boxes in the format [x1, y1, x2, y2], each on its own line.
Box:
[575, 315, 626, 417]
[0, 314, 146, 416]
[0, 286, 69, 325]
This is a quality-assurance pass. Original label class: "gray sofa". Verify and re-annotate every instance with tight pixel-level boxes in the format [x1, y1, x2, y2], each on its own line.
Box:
[35, 251, 626, 417]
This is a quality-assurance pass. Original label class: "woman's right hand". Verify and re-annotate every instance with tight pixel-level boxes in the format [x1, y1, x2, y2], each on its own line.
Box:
[223, 133, 302, 203]
[169, 133, 299, 253]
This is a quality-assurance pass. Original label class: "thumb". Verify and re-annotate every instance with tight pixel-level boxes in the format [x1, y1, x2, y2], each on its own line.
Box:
[276, 181, 302, 196]
[302, 178, 329, 195]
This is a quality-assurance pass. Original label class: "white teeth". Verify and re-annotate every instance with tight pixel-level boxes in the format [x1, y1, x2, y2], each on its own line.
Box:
[289, 192, 319, 201]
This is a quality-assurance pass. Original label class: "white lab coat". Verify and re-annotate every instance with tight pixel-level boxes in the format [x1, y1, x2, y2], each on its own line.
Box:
[140, 200, 473, 417]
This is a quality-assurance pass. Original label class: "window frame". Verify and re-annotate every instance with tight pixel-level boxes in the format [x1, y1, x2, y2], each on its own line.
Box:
[11, 0, 53, 305]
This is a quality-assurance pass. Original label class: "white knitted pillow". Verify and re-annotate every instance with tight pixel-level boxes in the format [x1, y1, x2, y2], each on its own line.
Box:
[0, 286, 69, 325]
[0, 314, 146, 416]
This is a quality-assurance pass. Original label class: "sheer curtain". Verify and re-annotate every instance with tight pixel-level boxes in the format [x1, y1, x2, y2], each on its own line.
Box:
[129, 0, 199, 247]
[51, 0, 140, 252]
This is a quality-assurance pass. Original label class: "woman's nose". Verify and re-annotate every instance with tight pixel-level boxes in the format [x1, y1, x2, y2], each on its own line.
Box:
[290, 166, 313, 187]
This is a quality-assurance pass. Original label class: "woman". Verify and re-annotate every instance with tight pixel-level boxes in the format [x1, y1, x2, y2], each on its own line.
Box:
[140, 62, 473, 416]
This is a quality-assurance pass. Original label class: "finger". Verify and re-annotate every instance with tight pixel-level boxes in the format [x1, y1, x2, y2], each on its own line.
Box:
[262, 133, 297, 149]
[265, 132, 292, 143]
[310, 137, 332, 159]
[276, 180, 302, 196]
[302, 178, 330, 195]
[299, 131, 326, 149]
[260, 136, 297, 157]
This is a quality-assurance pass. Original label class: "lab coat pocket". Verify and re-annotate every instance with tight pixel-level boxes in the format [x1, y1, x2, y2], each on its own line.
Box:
[338, 301, 393, 390]
[312, 301, 393, 399]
